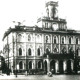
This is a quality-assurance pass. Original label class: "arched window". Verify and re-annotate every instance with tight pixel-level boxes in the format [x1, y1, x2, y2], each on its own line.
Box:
[18, 34, 22, 42]
[76, 38, 78, 44]
[76, 48, 79, 56]
[19, 48, 22, 56]
[28, 48, 31, 56]
[61, 47, 67, 54]
[38, 61, 42, 69]
[69, 37, 71, 44]
[54, 36, 56, 44]
[61, 37, 65, 44]
[37, 48, 40, 56]
[54, 48, 57, 53]
[69, 47, 73, 54]
[28, 34, 31, 41]
[18, 34, 22, 38]
[36, 34, 41, 42]
[19, 61, 23, 69]
[46, 48, 49, 54]
[29, 61, 32, 69]
[46, 36, 48, 43]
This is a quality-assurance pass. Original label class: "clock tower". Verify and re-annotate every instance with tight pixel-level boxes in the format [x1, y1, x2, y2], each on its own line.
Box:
[37, 1, 67, 31]
[46, 1, 58, 20]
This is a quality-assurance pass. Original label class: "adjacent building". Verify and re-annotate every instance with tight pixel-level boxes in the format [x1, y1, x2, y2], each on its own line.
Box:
[2, 1, 80, 74]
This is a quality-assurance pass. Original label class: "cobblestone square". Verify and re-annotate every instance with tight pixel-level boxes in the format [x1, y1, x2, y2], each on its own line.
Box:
[0, 74, 80, 80]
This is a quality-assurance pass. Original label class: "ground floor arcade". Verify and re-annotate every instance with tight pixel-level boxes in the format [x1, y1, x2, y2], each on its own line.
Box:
[8, 57, 74, 74]
[43, 59, 74, 74]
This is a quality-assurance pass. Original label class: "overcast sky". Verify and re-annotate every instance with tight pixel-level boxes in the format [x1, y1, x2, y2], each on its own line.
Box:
[0, 0, 80, 50]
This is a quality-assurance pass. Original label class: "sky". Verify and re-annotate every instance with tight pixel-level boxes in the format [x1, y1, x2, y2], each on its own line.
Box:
[0, 0, 80, 50]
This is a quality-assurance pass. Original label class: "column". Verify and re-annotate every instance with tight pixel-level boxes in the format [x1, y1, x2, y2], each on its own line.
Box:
[23, 62, 24, 69]
[51, 34, 53, 53]
[32, 62, 34, 69]
[33, 33, 36, 69]
[71, 60, 74, 71]
[11, 59, 14, 74]
[47, 58, 50, 72]
[58, 35, 60, 53]
[66, 36, 68, 53]
[63, 60, 67, 73]
[55, 60, 59, 73]
[42, 34, 44, 55]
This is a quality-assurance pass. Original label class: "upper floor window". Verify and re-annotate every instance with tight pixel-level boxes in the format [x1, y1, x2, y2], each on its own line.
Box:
[69, 47, 74, 54]
[28, 34, 31, 41]
[61, 37, 65, 44]
[45, 35, 50, 43]
[76, 48, 79, 56]
[19, 48, 22, 56]
[69, 37, 72, 44]
[37, 48, 40, 56]
[18, 34, 22, 42]
[46, 36, 48, 43]
[61, 47, 67, 54]
[76, 38, 78, 44]
[18, 34, 22, 38]
[54, 48, 58, 53]
[45, 22, 48, 28]
[76, 48, 80, 56]
[54, 36, 57, 44]
[36, 34, 41, 42]
[28, 48, 31, 56]
[46, 48, 50, 54]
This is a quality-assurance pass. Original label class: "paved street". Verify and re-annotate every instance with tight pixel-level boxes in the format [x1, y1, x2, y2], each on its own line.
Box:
[0, 74, 80, 80]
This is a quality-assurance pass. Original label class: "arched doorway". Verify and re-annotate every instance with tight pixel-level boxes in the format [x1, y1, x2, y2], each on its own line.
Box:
[44, 60, 47, 74]
[67, 60, 71, 73]
[59, 60, 63, 73]
[38, 61, 42, 69]
[29, 61, 32, 69]
[50, 60, 55, 73]
[19, 61, 23, 69]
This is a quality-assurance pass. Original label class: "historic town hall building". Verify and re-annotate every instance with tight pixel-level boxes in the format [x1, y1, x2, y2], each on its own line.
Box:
[2, 1, 80, 74]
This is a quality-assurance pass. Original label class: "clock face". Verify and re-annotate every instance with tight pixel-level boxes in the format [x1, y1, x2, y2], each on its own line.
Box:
[53, 23, 58, 30]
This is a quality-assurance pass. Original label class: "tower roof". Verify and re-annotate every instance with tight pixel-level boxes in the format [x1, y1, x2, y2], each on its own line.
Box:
[46, 1, 58, 7]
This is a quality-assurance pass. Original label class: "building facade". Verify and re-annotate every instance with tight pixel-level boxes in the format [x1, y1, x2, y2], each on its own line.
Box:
[3, 1, 80, 74]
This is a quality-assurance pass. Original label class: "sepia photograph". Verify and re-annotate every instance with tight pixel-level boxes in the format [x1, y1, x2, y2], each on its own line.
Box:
[0, 0, 80, 80]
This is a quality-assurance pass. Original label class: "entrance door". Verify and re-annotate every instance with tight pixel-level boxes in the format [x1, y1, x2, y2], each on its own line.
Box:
[59, 60, 63, 73]
[67, 60, 71, 73]
[44, 60, 47, 74]
[50, 60, 55, 73]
